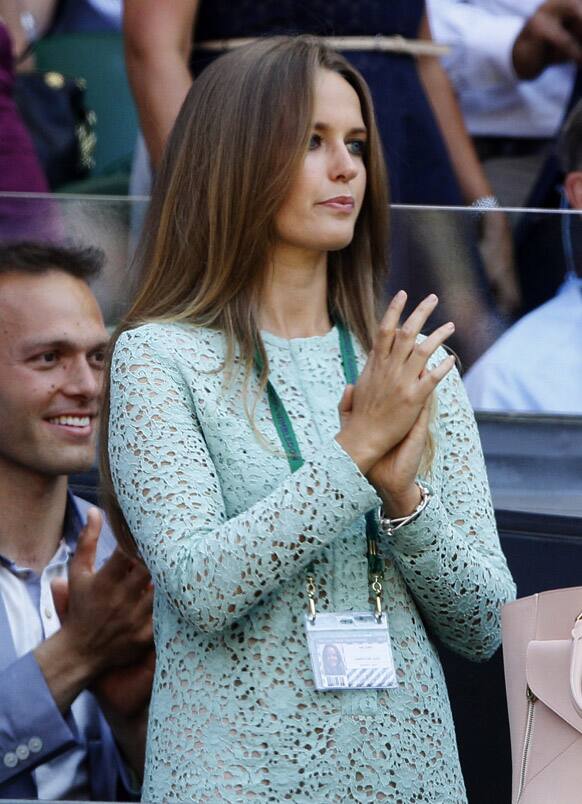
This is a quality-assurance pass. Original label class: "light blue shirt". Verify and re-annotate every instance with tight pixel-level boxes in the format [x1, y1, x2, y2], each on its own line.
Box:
[464, 274, 582, 413]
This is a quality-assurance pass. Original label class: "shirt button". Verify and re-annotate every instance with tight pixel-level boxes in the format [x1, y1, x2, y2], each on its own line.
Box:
[44, 607, 53, 619]
[28, 737, 42, 753]
[3, 752, 17, 768]
[16, 744, 29, 760]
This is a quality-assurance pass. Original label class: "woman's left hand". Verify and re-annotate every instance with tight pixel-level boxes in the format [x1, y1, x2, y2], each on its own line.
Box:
[339, 387, 432, 518]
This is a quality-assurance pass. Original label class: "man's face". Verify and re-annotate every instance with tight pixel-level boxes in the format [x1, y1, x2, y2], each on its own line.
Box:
[0, 270, 108, 480]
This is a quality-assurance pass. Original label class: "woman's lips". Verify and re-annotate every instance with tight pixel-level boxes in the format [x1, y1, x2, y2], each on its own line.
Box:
[318, 196, 355, 211]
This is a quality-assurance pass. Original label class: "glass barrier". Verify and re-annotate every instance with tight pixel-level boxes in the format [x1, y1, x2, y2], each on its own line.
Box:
[0, 192, 149, 325]
[1, 193, 580, 804]
[0, 192, 580, 437]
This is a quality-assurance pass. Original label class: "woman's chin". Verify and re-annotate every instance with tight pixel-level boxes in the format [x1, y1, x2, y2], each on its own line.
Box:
[322, 231, 356, 252]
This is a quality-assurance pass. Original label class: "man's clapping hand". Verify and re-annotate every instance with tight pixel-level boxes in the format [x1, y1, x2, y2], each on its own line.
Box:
[35, 506, 153, 714]
[36, 507, 154, 775]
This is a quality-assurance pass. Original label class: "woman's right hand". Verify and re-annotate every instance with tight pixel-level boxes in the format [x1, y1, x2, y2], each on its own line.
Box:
[335, 291, 455, 476]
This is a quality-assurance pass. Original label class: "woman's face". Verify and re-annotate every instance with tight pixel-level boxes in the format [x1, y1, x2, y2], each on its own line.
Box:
[324, 645, 342, 670]
[274, 68, 367, 259]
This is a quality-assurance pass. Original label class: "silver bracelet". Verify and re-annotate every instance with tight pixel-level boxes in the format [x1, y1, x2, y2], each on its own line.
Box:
[379, 481, 431, 537]
[470, 195, 501, 210]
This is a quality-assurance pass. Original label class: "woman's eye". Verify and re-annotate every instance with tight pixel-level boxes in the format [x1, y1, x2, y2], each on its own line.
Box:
[347, 139, 366, 156]
[308, 133, 322, 151]
[41, 352, 57, 364]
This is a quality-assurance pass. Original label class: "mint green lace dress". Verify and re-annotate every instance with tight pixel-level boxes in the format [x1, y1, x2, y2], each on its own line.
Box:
[108, 322, 515, 803]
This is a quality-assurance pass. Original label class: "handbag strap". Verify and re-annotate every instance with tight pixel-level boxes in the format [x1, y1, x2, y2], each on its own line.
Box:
[571, 615, 582, 715]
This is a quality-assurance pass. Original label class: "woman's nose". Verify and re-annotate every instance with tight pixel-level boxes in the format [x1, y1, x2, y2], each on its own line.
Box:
[330, 144, 359, 182]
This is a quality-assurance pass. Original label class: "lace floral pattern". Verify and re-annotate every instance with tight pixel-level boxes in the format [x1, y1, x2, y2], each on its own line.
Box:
[108, 323, 515, 803]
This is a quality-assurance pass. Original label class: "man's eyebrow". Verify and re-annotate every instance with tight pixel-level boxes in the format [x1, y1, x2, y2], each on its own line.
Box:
[21, 337, 109, 353]
[313, 122, 368, 135]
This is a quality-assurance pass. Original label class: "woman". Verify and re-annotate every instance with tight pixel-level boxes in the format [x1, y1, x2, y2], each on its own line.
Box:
[321, 644, 347, 679]
[125, 0, 519, 324]
[103, 37, 515, 802]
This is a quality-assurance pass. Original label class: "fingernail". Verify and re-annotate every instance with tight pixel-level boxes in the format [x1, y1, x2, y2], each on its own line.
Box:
[447, 322, 455, 330]
[428, 294, 438, 302]
[396, 289, 406, 299]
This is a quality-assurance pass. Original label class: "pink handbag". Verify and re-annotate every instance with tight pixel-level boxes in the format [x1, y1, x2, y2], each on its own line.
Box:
[502, 587, 582, 804]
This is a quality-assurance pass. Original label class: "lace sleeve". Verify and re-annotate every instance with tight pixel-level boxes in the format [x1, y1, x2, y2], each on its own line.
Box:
[383, 352, 516, 661]
[108, 327, 379, 633]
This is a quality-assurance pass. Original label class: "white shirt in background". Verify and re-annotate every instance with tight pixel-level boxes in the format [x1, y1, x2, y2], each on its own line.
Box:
[426, 0, 575, 138]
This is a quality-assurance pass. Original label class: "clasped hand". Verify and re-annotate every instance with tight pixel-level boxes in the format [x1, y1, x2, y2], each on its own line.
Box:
[336, 291, 455, 518]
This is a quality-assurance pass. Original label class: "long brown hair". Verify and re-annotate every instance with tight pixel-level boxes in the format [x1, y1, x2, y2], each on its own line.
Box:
[100, 36, 391, 555]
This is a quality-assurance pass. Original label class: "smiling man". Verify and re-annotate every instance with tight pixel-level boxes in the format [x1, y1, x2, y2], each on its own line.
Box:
[0, 242, 153, 801]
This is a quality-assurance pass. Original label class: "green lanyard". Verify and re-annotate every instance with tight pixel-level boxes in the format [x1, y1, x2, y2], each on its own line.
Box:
[255, 322, 384, 620]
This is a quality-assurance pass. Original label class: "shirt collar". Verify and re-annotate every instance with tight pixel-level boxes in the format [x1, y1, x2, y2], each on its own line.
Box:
[0, 489, 83, 573]
[63, 489, 84, 553]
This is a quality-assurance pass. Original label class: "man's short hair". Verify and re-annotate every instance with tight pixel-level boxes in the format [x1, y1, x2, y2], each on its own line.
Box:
[0, 241, 104, 283]
[558, 100, 582, 175]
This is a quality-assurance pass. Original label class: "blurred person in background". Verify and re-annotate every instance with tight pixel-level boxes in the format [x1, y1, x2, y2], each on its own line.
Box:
[464, 99, 582, 413]
[0, 0, 121, 191]
[124, 0, 521, 329]
[0, 242, 153, 800]
[0, 1, 53, 240]
[427, 0, 582, 207]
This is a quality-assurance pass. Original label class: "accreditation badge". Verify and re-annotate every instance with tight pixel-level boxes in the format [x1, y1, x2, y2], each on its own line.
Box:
[304, 611, 398, 691]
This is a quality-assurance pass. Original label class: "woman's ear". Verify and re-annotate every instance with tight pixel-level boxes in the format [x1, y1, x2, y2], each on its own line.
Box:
[564, 170, 582, 211]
